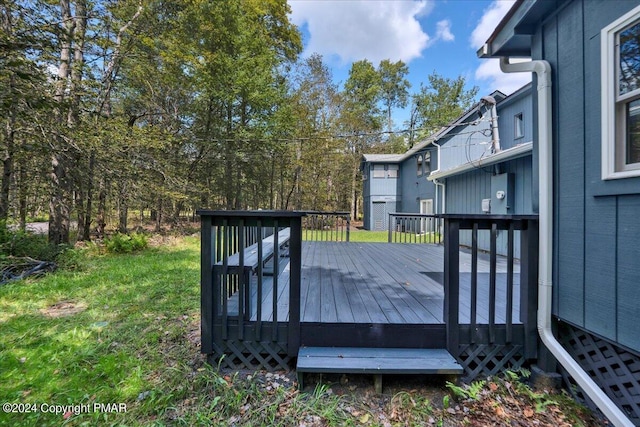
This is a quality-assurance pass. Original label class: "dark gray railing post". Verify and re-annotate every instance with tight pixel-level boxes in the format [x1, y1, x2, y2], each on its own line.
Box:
[388, 213, 393, 242]
[444, 217, 460, 357]
[346, 214, 350, 242]
[288, 216, 302, 356]
[521, 219, 539, 360]
[200, 215, 213, 354]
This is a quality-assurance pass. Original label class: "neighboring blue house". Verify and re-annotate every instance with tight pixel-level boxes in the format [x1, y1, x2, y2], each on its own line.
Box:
[362, 85, 533, 257]
[429, 83, 533, 256]
[480, 1, 640, 425]
[362, 90, 508, 230]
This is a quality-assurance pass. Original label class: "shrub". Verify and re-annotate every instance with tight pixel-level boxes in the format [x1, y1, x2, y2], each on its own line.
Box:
[0, 221, 62, 261]
[104, 232, 148, 254]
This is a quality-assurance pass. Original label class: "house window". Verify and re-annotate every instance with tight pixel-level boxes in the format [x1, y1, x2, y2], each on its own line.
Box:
[424, 151, 431, 174]
[602, 5, 640, 179]
[514, 113, 524, 139]
[372, 164, 385, 178]
[387, 164, 399, 178]
[417, 155, 423, 176]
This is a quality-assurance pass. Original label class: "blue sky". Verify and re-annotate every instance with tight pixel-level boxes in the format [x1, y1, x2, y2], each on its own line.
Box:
[288, 0, 531, 127]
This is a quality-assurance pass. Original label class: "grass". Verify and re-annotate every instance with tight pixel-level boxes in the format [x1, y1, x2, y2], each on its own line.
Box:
[302, 229, 440, 243]
[0, 235, 604, 426]
[0, 236, 201, 426]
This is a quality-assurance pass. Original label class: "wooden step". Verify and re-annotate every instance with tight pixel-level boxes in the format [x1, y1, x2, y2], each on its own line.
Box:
[296, 347, 463, 393]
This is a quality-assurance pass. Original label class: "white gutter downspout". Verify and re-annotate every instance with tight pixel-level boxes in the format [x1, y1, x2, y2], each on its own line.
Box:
[431, 141, 446, 214]
[498, 56, 632, 427]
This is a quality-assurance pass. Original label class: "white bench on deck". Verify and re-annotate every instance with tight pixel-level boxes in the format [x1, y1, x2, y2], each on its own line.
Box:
[214, 227, 291, 275]
[296, 347, 463, 393]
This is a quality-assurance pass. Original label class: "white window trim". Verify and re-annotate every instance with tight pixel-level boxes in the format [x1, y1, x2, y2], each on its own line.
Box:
[601, 4, 640, 180]
[514, 113, 524, 139]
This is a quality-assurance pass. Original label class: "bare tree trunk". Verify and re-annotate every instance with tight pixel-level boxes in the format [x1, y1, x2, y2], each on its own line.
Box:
[18, 165, 26, 231]
[155, 196, 162, 232]
[0, 2, 17, 221]
[96, 178, 107, 237]
[117, 181, 128, 233]
[80, 151, 95, 240]
[1, 90, 15, 221]
[49, 0, 75, 245]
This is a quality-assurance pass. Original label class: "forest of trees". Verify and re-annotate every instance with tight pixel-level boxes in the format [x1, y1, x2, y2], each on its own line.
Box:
[0, 0, 478, 244]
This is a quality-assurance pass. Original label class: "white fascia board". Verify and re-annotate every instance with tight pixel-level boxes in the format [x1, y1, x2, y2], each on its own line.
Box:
[427, 142, 532, 181]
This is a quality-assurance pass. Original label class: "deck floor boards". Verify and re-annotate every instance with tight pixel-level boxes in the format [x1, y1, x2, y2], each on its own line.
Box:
[224, 242, 521, 325]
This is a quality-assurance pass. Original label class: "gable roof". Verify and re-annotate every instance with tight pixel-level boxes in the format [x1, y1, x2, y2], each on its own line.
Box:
[362, 89, 507, 163]
[362, 153, 403, 163]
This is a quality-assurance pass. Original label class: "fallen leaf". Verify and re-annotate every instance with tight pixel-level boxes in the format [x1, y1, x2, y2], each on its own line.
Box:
[495, 406, 506, 417]
[524, 407, 534, 417]
[359, 413, 370, 424]
[489, 382, 498, 392]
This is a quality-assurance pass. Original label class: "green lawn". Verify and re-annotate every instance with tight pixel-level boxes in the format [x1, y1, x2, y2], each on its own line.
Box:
[0, 237, 203, 426]
[0, 236, 600, 426]
[302, 229, 388, 242]
[302, 229, 440, 244]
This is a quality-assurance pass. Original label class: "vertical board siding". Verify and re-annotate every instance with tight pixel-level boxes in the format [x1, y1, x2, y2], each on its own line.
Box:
[445, 157, 533, 258]
[616, 195, 640, 350]
[584, 197, 617, 338]
[497, 89, 534, 149]
[532, 0, 640, 352]
[544, 4, 586, 327]
[400, 152, 436, 213]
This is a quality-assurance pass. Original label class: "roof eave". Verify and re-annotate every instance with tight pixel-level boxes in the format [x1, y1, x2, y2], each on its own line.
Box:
[428, 142, 533, 181]
[477, 0, 564, 59]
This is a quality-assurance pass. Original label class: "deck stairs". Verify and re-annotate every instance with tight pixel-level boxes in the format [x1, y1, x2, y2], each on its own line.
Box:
[296, 347, 462, 393]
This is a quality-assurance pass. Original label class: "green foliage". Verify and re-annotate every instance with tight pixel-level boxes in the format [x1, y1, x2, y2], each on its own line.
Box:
[104, 232, 148, 254]
[446, 380, 486, 401]
[0, 221, 62, 261]
[408, 71, 479, 146]
[379, 59, 411, 131]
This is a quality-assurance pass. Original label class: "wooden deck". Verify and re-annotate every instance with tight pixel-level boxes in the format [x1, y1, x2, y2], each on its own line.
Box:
[228, 242, 521, 325]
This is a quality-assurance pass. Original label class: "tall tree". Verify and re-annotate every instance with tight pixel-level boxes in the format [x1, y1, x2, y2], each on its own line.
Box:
[378, 59, 410, 133]
[340, 59, 383, 219]
[408, 71, 478, 147]
[288, 54, 341, 210]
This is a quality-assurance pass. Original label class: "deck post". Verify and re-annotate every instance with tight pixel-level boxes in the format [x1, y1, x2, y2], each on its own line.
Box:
[288, 216, 302, 356]
[521, 219, 540, 360]
[200, 215, 213, 354]
[444, 217, 460, 358]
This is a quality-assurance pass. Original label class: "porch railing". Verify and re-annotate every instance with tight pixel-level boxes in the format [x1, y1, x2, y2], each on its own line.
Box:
[443, 214, 538, 381]
[388, 213, 442, 244]
[302, 211, 350, 242]
[198, 210, 305, 370]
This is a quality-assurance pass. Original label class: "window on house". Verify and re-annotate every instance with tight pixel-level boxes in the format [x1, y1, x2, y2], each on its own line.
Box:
[602, 5, 640, 179]
[387, 164, 399, 178]
[372, 164, 385, 178]
[424, 151, 431, 174]
[417, 155, 423, 176]
[514, 113, 524, 139]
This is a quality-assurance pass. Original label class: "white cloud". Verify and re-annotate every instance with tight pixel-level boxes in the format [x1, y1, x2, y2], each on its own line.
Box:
[469, 0, 516, 49]
[470, 1, 529, 95]
[435, 19, 454, 43]
[289, 0, 433, 65]
[475, 58, 531, 95]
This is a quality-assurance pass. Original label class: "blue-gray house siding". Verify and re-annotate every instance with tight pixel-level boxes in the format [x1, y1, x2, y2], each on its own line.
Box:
[526, 0, 640, 354]
[430, 84, 533, 257]
[362, 158, 402, 230]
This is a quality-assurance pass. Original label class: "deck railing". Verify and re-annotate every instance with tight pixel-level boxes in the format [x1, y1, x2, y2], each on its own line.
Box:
[198, 210, 305, 370]
[388, 213, 442, 244]
[302, 211, 350, 242]
[443, 214, 538, 381]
